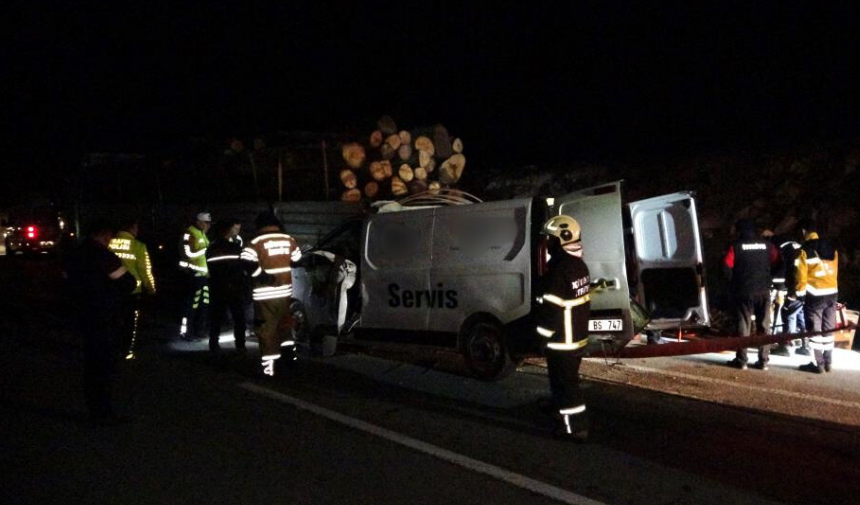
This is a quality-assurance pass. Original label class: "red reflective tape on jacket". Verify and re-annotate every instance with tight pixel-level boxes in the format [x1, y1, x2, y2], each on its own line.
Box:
[723, 247, 735, 269]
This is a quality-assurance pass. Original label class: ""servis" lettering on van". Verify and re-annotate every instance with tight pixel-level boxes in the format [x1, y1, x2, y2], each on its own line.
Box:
[388, 283, 458, 309]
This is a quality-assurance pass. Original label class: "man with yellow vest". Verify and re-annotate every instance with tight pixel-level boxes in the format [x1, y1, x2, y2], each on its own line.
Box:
[178, 212, 211, 340]
[108, 218, 156, 359]
[241, 211, 301, 377]
[796, 219, 839, 374]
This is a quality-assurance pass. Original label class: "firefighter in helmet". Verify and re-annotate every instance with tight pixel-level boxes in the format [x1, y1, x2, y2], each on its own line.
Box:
[241, 211, 302, 377]
[536, 215, 591, 441]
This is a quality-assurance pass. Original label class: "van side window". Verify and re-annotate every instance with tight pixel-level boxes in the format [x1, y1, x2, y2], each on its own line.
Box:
[433, 208, 526, 265]
[633, 202, 696, 261]
[365, 215, 432, 269]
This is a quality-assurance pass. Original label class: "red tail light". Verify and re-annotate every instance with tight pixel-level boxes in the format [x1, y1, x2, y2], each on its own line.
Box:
[27, 226, 37, 239]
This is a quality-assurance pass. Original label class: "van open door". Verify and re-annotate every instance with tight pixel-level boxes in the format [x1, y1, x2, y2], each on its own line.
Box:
[627, 192, 710, 332]
[554, 181, 634, 343]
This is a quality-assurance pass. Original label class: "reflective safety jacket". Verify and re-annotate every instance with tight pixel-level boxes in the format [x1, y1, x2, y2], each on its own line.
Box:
[179, 225, 209, 276]
[535, 253, 591, 352]
[108, 230, 156, 295]
[795, 232, 838, 298]
[241, 226, 302, 301]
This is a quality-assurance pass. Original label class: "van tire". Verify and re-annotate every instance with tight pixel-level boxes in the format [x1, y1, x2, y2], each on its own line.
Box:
[461, 319, 516, 381]
[290, 300, 310, 345]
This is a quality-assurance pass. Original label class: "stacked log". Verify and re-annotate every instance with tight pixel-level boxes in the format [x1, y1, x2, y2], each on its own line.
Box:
[338, 116, 467, 201]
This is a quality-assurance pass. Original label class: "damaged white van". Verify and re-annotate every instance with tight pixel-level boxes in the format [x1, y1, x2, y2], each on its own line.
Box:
[291, 181, 710, 380]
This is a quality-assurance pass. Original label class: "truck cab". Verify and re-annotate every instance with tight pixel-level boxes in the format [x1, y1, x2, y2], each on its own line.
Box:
[291, 181, 709, 380]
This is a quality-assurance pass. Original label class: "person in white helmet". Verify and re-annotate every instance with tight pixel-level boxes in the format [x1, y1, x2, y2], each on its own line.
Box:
[535, 215, 591, 441]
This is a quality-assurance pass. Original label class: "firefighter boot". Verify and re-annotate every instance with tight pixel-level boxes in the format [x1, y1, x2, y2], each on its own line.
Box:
[261, 355, 280, 378]
[554, 413, 589, 443]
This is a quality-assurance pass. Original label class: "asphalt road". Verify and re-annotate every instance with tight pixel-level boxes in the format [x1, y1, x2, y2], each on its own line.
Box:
[2, 254, 860, 505]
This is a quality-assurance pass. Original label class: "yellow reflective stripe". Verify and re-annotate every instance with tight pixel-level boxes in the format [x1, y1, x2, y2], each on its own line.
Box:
[179, 261, 207, 273]
[547, 337, 589, 351]
[265, 266, 292, 274]
[559, 405, 586, 415]
[208, 255, 240, 262]
[251, 233, 292, 245]
[542, 293, 590, 308]
[254, 285, 293, 292]
[185, 246, 206, 258]
[806, 286, 838, 296]
[144, 251, 155, 292]
[536, 326, 555, 338]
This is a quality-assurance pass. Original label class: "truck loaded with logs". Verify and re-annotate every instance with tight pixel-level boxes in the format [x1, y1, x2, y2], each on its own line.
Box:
[291, 180, 715, 380]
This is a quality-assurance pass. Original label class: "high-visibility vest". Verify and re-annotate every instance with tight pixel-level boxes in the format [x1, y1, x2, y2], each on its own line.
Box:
[179, 225, 209, 276]
[109, 230, 156, 295]
[795, 232, 838, 297]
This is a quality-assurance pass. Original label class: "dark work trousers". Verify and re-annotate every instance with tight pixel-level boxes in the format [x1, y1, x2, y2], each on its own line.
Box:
[209, 288, 247, 351]
[546, 349, 585, 412]
[734, 292, 773, 364]
[82, 325, 121, 419]
[119, 295, 142, 359]
[181, 275, 209, 338]
[804, 294, 838, 367]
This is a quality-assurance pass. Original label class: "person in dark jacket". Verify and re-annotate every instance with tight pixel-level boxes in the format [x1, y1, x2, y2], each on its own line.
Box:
[535, 215, 591, 441]
[65, 220, 137, 424]
[723, 219, 780, 370]
[206, 219, 249, 354]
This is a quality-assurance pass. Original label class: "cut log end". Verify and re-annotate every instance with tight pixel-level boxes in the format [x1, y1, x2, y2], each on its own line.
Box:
[341, 188, 361, 202]
[398, 164, 414, 182]
[340, 169, 357, 189]
[452, 137, 463, 154]
[377, 116, 397, 136]
[391, 176, 408, 196]
[414, 136, 435, 156]
[342, 143, 366, 169]
[364, 181, 379, 199]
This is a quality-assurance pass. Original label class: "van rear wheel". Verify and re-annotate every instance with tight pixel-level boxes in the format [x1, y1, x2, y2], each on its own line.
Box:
[290, 300, 309, 344]
[461, 320, 516, 381]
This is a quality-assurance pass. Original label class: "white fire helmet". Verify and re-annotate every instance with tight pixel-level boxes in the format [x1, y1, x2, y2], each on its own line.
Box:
[542, 215, 582, 255]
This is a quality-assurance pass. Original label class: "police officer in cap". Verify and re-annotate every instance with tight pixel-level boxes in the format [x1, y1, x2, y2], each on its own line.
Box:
[535, 215, 591, 441]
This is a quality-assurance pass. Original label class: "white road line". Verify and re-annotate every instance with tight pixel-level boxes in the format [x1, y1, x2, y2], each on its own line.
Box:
[586, 362, 860, 410]
[239, 382, 609, 505]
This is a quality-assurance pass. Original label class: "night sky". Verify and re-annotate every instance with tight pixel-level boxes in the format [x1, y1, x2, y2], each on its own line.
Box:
[5, 2, 860, 197]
